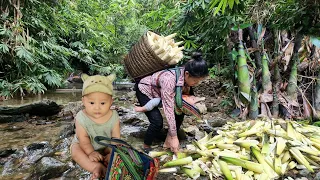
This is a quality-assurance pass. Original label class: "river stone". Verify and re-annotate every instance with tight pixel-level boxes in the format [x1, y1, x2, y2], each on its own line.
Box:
[295, 178, 309, 180]
[156, 172, 176, 180]
[29, 157, 68, 180]
[23, 141, 54, 164]
[59, 123, 75, 139]
[299, 169, 311, 177]
[315, 172, 320, 180]
[121, 112, 141, 124]
[207, 118, 227, 127]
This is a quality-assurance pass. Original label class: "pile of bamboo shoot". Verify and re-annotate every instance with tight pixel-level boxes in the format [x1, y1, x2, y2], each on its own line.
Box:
[150, 119, 320, 180]
[146, 31, 184, 65]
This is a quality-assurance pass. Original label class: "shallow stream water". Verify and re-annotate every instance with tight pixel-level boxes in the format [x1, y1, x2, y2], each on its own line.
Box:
[0, 84, 147, 179]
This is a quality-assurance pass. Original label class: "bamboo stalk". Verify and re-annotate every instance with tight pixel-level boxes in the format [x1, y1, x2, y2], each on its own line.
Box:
[237, 41, 251, 104]
[249, 77, 258, 119]
[262, 52, 272, 93]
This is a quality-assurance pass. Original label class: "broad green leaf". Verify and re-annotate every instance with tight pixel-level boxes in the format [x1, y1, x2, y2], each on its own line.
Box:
[0, 43, 9, 53]
[239, 23, 252, 29]
[228, 0, 234, 9]
[231, 25, 239, 31]
[15, 46, 33, 62]
[0, 28, 7, 35]
[310, 36, 320, 48]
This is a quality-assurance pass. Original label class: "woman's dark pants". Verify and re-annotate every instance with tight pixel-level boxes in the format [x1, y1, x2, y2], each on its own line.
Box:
[135, 84, 184, 146]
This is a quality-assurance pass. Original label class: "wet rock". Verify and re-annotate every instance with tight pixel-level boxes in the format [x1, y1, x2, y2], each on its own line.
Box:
[195, 130, 205, 140]
[121, 112, 142, 124]
[59, 101, 83, 118]
[183, 125, 199, 136]
[26, 142, 51, 152]
[130, 130, 147, 139]
[28, 157, 68, 180]
[296, 178, 309, 180]
[206, 118, 227, 127]
[127, 91, 136, 99]
[59, 124, 75, 139]
[2, 125, 24, 132]
[1, 150, 24, 175]
[0, 148, 16, 158]
[1, 158, 16, 175]
[23, 141, 54, 165]
[61, 164, 90, 180]
[299, 169, 311, 177]
[119, 95, 128, 101]
[54, 138, 73, 162]
[315, 172, 320, 180]
[156, 172, 176, 180]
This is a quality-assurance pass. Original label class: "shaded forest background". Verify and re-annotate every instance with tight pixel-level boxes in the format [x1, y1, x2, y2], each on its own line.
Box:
[0, 0, 319, 121]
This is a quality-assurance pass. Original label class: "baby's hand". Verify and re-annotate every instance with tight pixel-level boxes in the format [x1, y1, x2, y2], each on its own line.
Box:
[88, 151, 103, 162]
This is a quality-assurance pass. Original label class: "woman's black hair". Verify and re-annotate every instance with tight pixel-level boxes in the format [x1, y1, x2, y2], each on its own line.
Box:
[184, 52, 209, 78]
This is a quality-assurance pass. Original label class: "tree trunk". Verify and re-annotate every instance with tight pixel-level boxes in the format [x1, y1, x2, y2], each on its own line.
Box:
[0, 100, 62, 116]
[0, 115, 26, 123]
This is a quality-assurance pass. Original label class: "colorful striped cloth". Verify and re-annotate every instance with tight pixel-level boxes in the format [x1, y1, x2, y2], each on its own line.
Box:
[175, 98, 202, 120]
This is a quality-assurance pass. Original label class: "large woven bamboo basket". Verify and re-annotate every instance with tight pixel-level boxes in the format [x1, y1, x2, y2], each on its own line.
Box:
[124, 33, 170, 79]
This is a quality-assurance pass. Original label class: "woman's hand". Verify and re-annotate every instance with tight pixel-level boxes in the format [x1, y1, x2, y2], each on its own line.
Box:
[88, 151, 103, 162]
[164, 135, 180, 153]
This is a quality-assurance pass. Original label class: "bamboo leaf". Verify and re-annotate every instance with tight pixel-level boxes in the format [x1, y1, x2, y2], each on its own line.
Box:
[228, 0, 234, 9]
[221, 0, 228, 14]
[214, 0, 225, 15]
[234, 0, 240, 4]
[209, 0, 220, 9]
[239, 23, 252, 30]
[231, 25, 239, 31]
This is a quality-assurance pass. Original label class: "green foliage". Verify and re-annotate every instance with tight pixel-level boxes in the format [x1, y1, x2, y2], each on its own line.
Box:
[1, 0, 319, 101]
[0, 0, 147, 97]
[209, 0, 245, 15]
[270, 0, 320, 36]
[219, 81, 235, 109]
[209, 65, 232, 78]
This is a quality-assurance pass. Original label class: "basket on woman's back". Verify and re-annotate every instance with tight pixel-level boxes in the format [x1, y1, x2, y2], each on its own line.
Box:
[124, 31, 184, 80]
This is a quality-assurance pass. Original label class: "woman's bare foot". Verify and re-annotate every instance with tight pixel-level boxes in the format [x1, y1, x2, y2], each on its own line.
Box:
[134, 106, 147, 112]
[91, 163, 107, 180]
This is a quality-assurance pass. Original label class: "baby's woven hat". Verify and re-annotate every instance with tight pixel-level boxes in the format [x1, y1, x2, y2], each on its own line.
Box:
[81, 74, 116, 96]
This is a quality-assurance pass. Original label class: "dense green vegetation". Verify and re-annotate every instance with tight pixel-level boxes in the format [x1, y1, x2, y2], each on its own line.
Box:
[0, 0, 320, 120]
